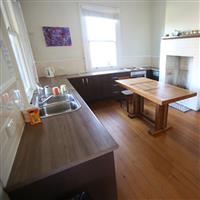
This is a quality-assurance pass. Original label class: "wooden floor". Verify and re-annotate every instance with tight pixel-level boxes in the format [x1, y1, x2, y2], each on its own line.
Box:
[90, 100, 200, 200]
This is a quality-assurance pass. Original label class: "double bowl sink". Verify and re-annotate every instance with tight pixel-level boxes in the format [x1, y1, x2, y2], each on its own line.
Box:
[39, 94, 81, 118]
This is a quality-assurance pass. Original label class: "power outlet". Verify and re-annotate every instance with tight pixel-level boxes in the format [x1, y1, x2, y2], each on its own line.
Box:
[6, 118, 16, 137]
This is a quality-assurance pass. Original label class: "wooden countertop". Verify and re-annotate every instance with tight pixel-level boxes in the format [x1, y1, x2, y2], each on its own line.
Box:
[6, 79, 118, 192]
[38, 67, 157, 80]
[116, 78, 197, 105]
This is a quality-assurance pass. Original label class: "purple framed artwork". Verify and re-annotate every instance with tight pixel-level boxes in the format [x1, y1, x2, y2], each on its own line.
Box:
[42, 26, 72, 47]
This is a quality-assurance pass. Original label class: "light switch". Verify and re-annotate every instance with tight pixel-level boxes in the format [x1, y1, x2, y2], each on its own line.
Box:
[0, 129, 8, 150]
[6, 118, 16, 137]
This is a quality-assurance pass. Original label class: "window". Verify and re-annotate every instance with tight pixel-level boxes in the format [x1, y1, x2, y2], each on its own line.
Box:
[1, 0, 37, 102]
[81, 5, 119, 71]
[8, 32, 32, 97]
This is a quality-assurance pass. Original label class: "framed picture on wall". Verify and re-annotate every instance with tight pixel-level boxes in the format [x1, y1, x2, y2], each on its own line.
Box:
[42, 26, 72, 47]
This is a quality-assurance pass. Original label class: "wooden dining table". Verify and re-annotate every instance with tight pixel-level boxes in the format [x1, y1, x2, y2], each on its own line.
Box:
[116, 77, 197, 135]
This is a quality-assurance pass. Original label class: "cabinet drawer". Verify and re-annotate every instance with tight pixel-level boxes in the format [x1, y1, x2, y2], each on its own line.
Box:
[112, 90, 121, 95]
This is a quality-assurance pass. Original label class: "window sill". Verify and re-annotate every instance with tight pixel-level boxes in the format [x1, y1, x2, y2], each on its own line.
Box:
[86, 66, 118, 73]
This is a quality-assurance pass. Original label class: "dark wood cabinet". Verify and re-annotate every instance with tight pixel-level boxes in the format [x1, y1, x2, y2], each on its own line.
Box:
[69, 75, 112, 102]
[146, 69, 159, 81]
[8, 152, 117, 200]
[69, 75, 111, 103]
[93, 74, 113, 100]
[69, 77, 86, 100]
[69, 71, 131, 103]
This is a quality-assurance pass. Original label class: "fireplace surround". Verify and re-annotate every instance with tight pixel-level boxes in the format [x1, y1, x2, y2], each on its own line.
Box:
[159, 37, 200, 111]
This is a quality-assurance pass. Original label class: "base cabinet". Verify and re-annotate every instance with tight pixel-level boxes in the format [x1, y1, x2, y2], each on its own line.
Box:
[69, 75, 112, 103]
[7, 152, 117, 200]
[69, 77, 87, 100]
[69, 76, 108, 103]
[69, 72, 130, 103]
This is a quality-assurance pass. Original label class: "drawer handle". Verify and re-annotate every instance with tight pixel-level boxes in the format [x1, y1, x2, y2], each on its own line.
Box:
[113, 91, 120, 94]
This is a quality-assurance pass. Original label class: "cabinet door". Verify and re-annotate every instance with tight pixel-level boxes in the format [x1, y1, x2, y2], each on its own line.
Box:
[100, 74, 113, 99]
[90, 75, 113, 101]
[83, 75, 113, 102]
[85, 76, 100, 102]
[69, 77, 87, 100]
[146, 70, 153, 79]
[152, 70, 159, 81]
[70, 76, 98, 103]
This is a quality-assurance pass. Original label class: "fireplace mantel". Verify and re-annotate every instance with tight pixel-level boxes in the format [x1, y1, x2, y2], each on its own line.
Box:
[162, 34, 200, 40]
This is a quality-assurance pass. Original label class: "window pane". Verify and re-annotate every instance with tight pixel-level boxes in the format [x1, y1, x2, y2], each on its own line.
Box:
[9, 33, 31, 92]
[85, 16, 117, 41]
[89, 41, 117, 68]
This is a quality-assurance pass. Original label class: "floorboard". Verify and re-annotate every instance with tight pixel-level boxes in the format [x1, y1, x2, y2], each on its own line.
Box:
[90, 100, 200, 200]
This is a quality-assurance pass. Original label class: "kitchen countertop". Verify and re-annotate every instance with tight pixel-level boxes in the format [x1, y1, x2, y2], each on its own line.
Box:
[6, 79, 118, 192]
[39, 66, 158, 80]
[66, 68, 132, 78]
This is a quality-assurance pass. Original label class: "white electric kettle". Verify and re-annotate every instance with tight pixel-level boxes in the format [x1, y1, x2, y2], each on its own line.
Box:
[45, 67, 55, 78]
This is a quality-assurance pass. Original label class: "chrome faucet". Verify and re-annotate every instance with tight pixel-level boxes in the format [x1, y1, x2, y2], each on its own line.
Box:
[35, 84, 53, 107]
[38, 95, 53, 106]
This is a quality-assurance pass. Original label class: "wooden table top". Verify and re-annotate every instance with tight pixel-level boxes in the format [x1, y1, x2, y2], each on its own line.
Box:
[116, 78, 197, 105]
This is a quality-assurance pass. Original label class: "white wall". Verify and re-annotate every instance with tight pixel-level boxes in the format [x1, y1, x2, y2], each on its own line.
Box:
[151, 0, 200, 68]
[151, 1, 166, 67]
[118, 2, 152, 67]
[164, 1, 200, 34]
[20, 2, 85, 77]
[20, 0, 200, 77]
[20, 1, 152, 77]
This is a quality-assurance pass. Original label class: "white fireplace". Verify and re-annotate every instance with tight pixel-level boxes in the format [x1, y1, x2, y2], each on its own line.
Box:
[159, 37, 200, 111]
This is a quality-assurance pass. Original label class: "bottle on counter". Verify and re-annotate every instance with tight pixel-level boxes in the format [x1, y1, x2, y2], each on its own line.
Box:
[52, 87, 60, 95]
[60, 84, 68, 94]
[44, 85, 52, 97]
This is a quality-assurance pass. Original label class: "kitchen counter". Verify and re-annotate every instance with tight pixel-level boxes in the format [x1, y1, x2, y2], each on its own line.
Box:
[48, 66, 156, 79]
[6, 79, 118, 193]
[37, 67, 159, 104]
[66, 68, 132, 78]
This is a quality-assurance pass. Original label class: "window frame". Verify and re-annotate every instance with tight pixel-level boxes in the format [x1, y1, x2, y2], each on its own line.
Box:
[1, 0, 37, 102]
[80, 7, 120, 72]
[8, 30, 33, 101]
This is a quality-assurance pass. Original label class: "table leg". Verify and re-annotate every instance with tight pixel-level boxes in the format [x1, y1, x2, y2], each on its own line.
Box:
[128, 93, 144, 118]
[128, 94, 170, 135]
[149, 104, 170, 135]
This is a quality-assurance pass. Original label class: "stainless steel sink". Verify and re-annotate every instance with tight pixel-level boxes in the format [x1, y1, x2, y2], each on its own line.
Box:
[39, 94, 81, 118]
[42, 94, 74, 105]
